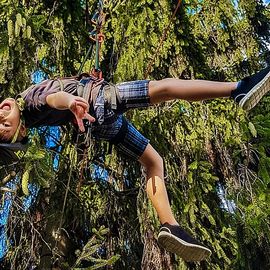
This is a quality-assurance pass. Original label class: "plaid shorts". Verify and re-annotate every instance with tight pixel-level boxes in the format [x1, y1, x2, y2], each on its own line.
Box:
[116, 80, 151, 112]
[92, 80, 151, 160]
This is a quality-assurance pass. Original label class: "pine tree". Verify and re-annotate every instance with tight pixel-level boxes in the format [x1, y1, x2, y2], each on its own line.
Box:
[1, 0, 270, 269]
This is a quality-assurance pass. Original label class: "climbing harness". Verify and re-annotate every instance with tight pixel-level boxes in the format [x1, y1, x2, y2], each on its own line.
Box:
[144, 0, 182, 78]
[77, 76, 104, 107]
[77, 76, 121, 111]
[74, 74, 122, 148]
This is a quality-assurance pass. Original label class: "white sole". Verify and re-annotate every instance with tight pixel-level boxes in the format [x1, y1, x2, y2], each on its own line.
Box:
[158, 231, 211, 262]
[239, 70, 270, 111]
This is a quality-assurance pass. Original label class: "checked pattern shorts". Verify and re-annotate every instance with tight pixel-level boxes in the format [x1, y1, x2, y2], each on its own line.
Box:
[92, 80, 152, 160]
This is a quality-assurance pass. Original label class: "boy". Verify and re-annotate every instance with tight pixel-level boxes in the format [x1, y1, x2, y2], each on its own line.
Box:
[1, 67, 270, 262]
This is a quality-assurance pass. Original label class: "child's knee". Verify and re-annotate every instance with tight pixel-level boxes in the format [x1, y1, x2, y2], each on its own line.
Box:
[139, 144, 163, 170]
[149, 79, 174, 104]
[147, 153, 163, 170]
[149, 78, 171, 91]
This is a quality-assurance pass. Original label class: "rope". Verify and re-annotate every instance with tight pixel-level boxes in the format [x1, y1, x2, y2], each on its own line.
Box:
[94, 1, 103, 71]
[93, 1, 105, 77]
[144, 0, 182, 78]
[78, 43, 95, 76]
[77, 0, 105, 78]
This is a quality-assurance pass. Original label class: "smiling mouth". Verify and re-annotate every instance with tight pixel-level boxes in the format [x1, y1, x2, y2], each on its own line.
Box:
[2, 105, 11, 110]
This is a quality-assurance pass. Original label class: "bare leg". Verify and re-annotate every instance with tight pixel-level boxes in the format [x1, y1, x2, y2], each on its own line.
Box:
[149, 78, 238, 104]
[139, 143, 178, 225]
[141, 79, 237, 219]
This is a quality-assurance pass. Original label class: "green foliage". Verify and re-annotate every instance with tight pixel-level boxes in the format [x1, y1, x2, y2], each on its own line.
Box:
[2, 0, 270, 269]
[73, 226, 120, 269]
[19, 134, 54, 193]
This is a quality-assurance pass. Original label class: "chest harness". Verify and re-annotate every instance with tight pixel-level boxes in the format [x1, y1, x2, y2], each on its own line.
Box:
[75, 75, 128, 147]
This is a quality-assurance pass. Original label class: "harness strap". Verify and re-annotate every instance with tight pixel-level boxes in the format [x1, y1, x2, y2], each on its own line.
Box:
[57, 79, 64, 91]
[81, 80, 94, 102]
[77, 77, 104, 106]
[76, 79, 88, 98]
[104, 83, 121, 110]
[77, 78, 121, 110]
[90, 80, 104, 106]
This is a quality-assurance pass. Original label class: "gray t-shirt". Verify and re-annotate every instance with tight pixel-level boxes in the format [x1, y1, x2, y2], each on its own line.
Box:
[21, 78, 123, 143]
[22, 79, 79, 128]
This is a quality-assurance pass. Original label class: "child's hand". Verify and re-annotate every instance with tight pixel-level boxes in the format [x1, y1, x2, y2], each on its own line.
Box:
[69, 97, 95, 132]
[46, 92, 95, 132]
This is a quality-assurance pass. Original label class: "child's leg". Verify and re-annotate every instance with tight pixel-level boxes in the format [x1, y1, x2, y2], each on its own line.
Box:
[149, 78, 237, 104]
[138, 143, 211, 261]
[148, 67, 270, 110]
[138, 143, 178, 225]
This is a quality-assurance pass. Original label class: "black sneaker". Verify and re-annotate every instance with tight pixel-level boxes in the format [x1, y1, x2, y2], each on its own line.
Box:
[231, 67, 270, 111]
[157, 223, 211, 262]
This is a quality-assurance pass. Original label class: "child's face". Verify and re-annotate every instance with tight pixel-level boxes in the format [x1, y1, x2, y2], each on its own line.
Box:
[0, 98, 21, 141]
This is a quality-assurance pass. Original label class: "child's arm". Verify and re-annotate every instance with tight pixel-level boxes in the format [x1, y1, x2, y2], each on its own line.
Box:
[46, 92, 95, 132]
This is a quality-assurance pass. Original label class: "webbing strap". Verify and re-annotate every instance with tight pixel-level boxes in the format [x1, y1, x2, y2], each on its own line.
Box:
[77, 78, 121, 111]
[103, 83, 121, 110]
[77, 77, 104, 106]
[57, 79, 64, 91]
[77, 78, 89, 98]
[84, 81, 94, 102]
